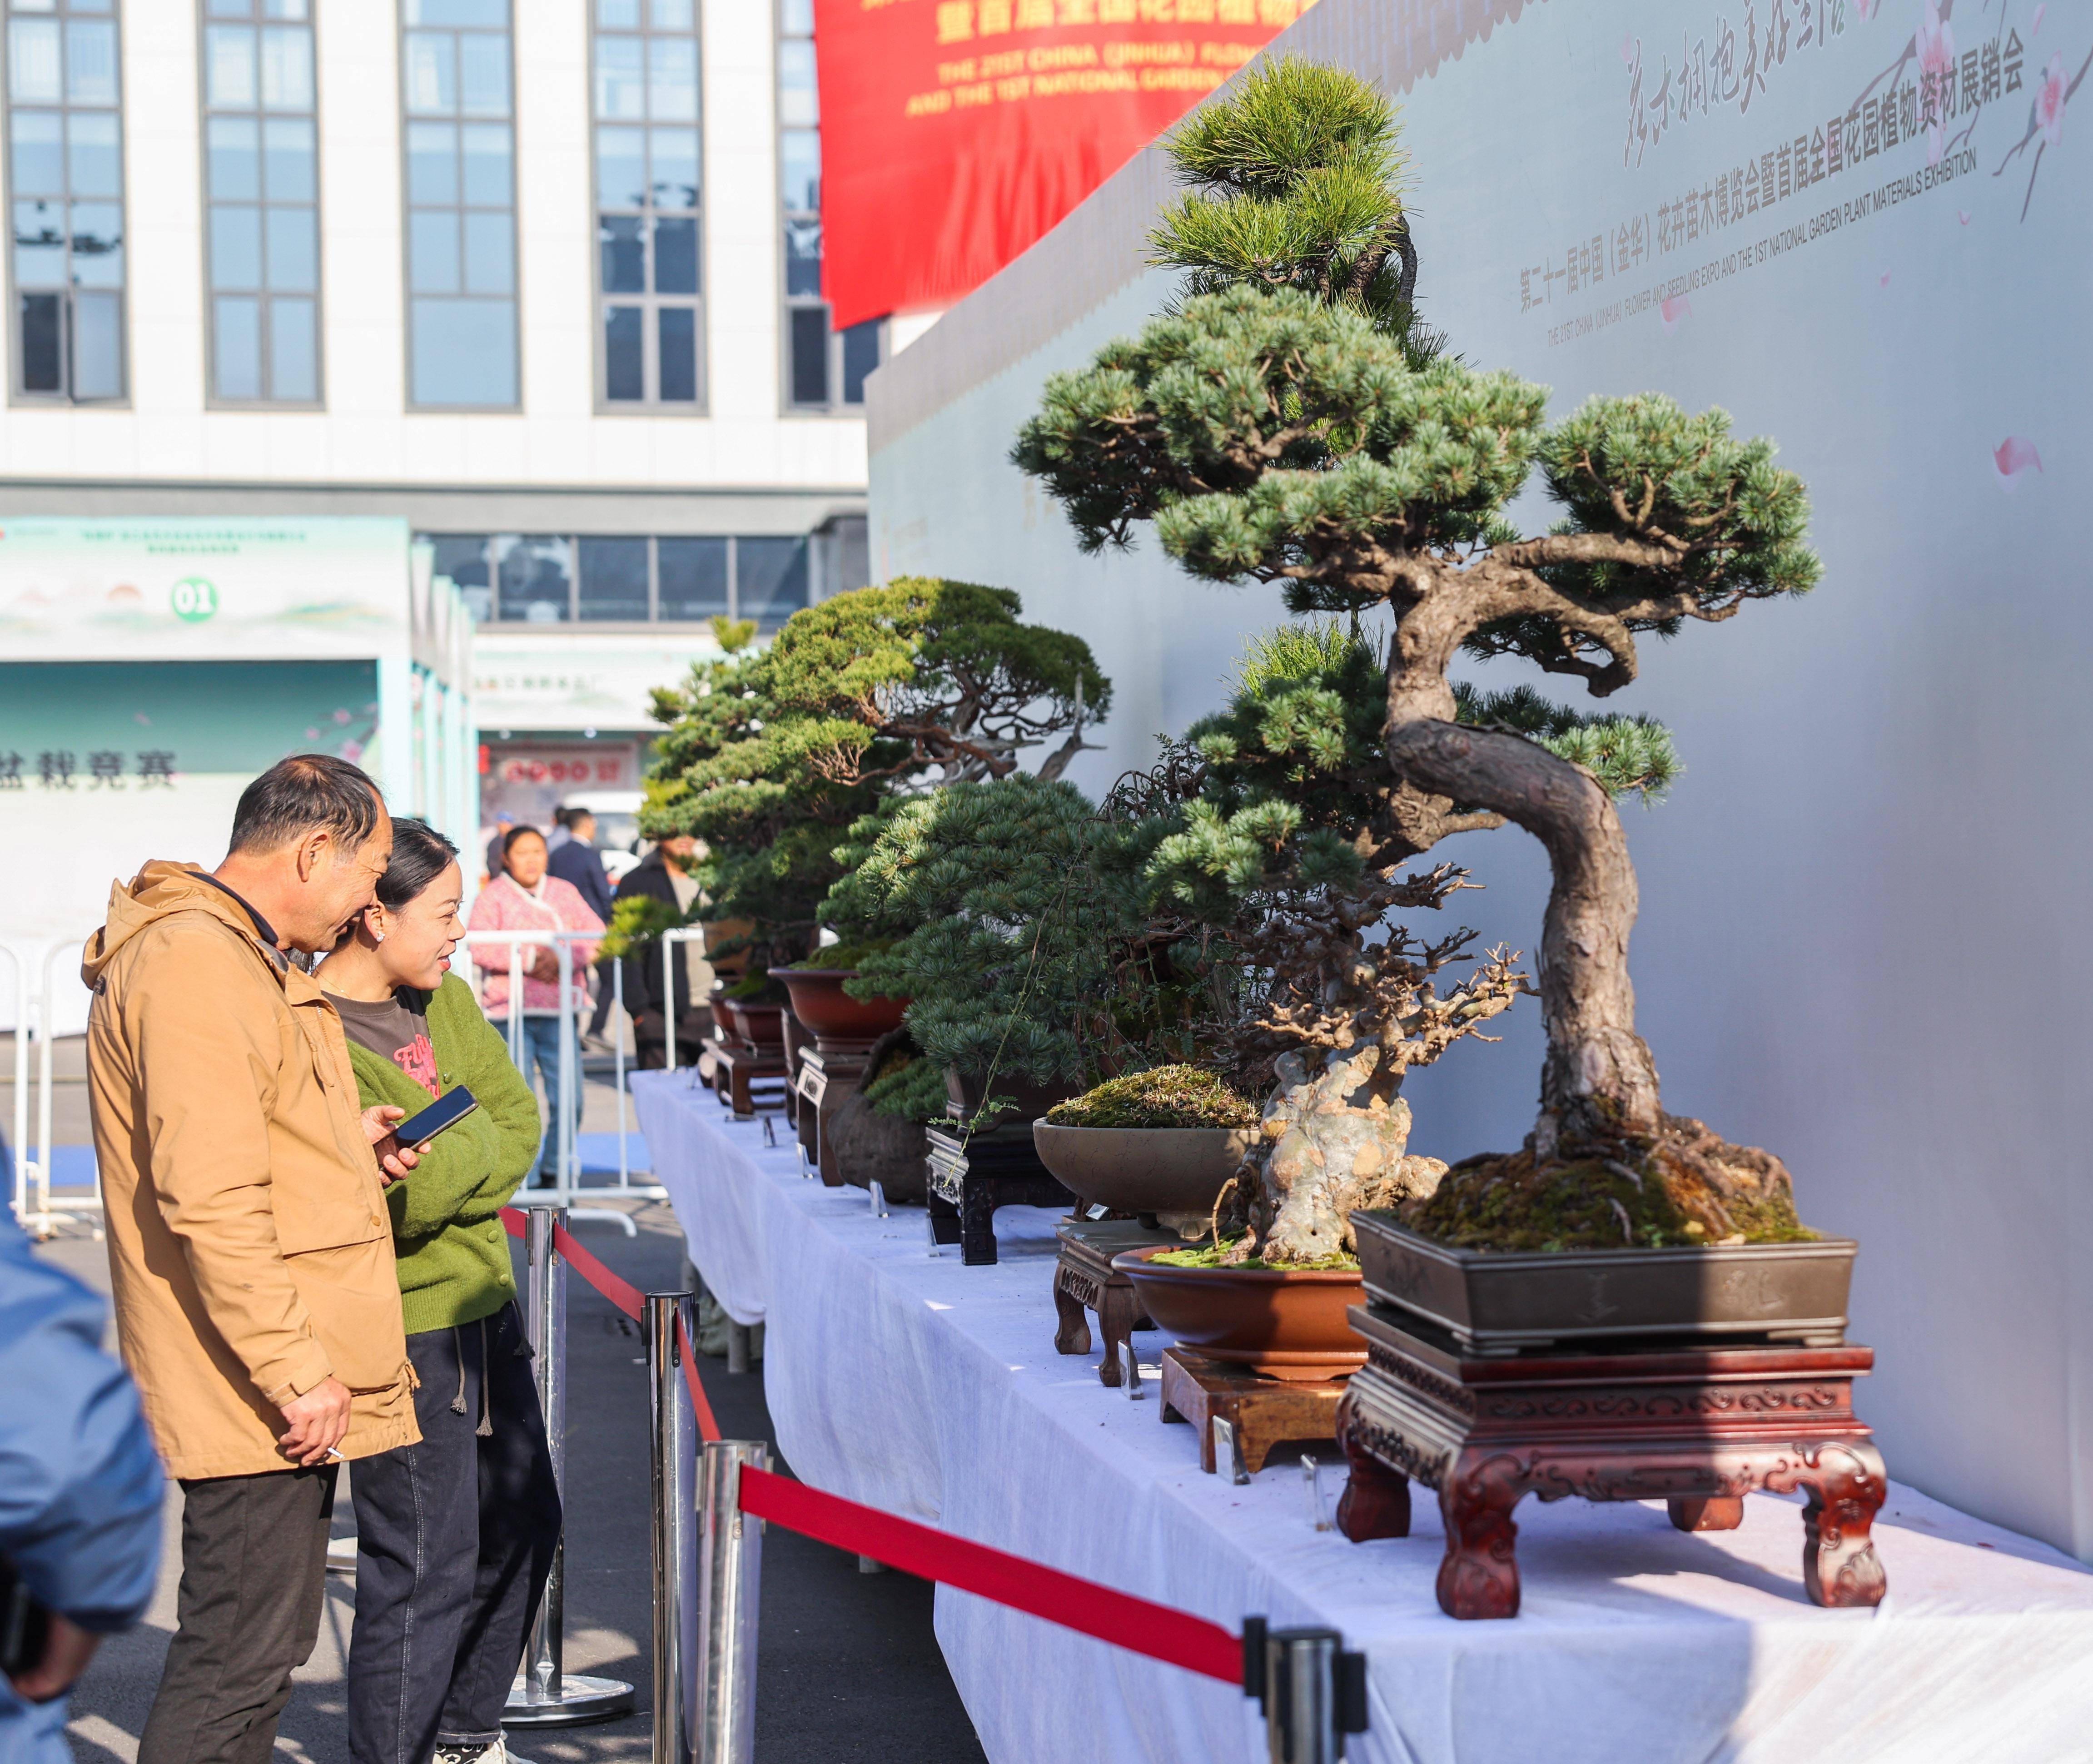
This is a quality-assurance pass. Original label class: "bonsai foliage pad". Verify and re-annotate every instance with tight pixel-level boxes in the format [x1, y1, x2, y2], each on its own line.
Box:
[1337, 1305, 1888, 1620]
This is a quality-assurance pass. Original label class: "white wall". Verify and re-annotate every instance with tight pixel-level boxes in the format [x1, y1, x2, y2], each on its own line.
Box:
[870, 0, 2093, 1562]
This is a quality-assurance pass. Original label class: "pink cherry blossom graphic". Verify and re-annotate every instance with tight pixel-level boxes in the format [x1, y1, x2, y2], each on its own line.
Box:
[1660, 295, 1691, 332]
[1879, 270, 1892, 288]
[2033, 3, 2047, 35]
[2037, 52, 2067, 147]
[1620, 34, 1636, 65]
[341, 740, 365, 763]
[1958, 209, 1972, 224]
[1856, 0, 1878, 18]
[1917, 1, 1955, 164]
[1992, 436, 2043, 493]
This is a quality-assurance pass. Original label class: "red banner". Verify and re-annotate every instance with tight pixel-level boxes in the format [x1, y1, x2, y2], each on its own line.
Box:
[813, 0, 1314, 329]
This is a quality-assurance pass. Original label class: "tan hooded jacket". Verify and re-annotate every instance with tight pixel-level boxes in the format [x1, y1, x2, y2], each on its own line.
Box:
[83, 862, 419, 1480]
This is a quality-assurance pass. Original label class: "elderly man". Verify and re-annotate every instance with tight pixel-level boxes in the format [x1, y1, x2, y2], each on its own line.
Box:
[83, 754, 425, 1764]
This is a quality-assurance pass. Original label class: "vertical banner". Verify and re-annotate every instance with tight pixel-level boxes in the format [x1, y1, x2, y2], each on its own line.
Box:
[814, 0, 1313, 328]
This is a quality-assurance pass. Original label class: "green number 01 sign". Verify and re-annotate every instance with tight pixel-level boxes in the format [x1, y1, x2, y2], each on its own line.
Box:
[170, 576, 219, 622]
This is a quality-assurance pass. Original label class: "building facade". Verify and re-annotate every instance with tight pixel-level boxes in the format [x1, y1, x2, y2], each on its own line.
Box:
[0, 0, 904, 819]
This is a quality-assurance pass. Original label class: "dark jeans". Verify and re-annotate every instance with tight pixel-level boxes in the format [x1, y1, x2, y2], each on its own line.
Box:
[347, 1303, 562, 1764]
[139, 1462, 338, 1764]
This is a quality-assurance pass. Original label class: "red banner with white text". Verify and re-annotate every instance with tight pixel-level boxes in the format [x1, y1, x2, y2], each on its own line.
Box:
[813, 0, 1314, 329]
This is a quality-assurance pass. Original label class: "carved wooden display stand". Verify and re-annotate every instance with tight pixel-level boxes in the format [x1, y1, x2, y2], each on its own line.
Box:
[1160, 1346, 1347, 1474]
[925, 1119, 1074, 1266]
[1334, 1304, 1888, 1620]
[711, 1040, 792, 1118]
[1053, 1218, 1172, 1386]
[793, 1042, 876, 1186]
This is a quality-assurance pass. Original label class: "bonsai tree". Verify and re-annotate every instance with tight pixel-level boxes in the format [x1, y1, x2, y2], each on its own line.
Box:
[1014, 61, 1820, 1248]
[638, 578, 1109, 972]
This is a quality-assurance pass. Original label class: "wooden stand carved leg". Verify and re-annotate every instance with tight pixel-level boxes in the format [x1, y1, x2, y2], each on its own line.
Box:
[926, 1195, 964, 1247]
[1799, 1442, 1889, 1609]
[1052, 1273, 1092, 1358]
[1332, 1398, 1410, 1543]
[1436, 1451, 1529, 1620]
[1668, 1496, 1745, 1532]
[959, 1183, 999, 1266]
[730, 1063, 755, 1118]
[1097, 1283, 1140, 1389]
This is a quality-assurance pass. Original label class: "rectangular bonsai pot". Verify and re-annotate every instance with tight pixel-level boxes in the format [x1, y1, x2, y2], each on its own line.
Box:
[1352, 1212, 1857, 1356]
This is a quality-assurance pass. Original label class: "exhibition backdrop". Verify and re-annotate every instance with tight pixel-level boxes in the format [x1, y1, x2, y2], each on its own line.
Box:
[867, 0, 2093, 1562]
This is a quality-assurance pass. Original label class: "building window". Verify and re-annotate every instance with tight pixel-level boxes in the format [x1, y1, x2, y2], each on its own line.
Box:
[399, 0, 517, 408]
[777, 0, 881, 412]
[592, 0, 700, 410]
[6, 0, 125, 402]
[199, 0, 319, 404]
[424, 534, 811, 629]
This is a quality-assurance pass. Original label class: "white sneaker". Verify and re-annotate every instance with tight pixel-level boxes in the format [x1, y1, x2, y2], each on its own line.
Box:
[433, 1741, 533, 1764]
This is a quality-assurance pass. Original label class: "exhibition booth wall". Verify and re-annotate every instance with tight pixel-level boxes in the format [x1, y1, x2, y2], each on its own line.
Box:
[866, 0, 2093, 1561]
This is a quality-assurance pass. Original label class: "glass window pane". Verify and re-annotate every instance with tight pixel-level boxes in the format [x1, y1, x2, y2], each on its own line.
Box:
[841, 318, 880, 404]
[596, 0, 640, 25]
[69, 200, 122, 286]
[777, 40, 816, 128]
[647, 36, 696, 123]
[406, 0, 507, 23]
[736, 537, 809, 626]
[265, 206, 316, 291]
[594, 34, 642, 119]
[461, 210, 512, 294]
[214, 293, 261, 397]
[269, 295, 317, 399]
[18, 292, 62, 392]
[410, 295, 516, 405]
[651, 0, 695, 27]
[578, 537, 649, 620]
[209, 116, 260, 199]
[788, 305, 828, 406]
[403, 30, 456, 114]
[648, 126, 697, 210]
[784, 218, 820, 297]
[598, 214, 643, 293]
[66, 111, 119, 196]
[779, 129, 819, 212]
[408, 209, 459, 293]
[602, 304, 641, 400]
[204, 24, 257, 106]
[654, 215, 696, 294]
[72, 289, 122, 398]
[208, 0, 249, 14]
[10, 112, 62, 196]
[657, 536, 728, 620]
[8, 0, 55, 13]
[260, 25, 313, 109]
[494, 534, 573, 622]
[263, 118, 316, 201]
[432, 535, 492, 620]
[780, 0, 813, 35]
[209, 204, 262, 289]
[65, 20, 118, 104]
[458, 32, 509, 117]
[267, 0, 311, 18]
[460, 123, 512, 204]
[658, 306, 695, 402]
[405, 120, 457, 204]
[597, 126, 644, 208]
[7, 20, 60, 105]
[13, 199, 64, 287]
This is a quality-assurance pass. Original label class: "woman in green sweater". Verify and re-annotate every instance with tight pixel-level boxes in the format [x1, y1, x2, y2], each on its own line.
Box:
[315, 819, 558, 1764]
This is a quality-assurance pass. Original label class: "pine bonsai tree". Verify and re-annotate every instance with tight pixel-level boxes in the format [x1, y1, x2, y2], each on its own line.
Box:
[1014, 63, 1820, 1248]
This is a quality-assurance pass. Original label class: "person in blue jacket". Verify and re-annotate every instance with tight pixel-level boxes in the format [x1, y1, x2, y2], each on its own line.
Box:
[0, 1207, 164, 1764]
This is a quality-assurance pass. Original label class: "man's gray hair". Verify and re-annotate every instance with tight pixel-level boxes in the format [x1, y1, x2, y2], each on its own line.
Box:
[227, 754, 385, 855]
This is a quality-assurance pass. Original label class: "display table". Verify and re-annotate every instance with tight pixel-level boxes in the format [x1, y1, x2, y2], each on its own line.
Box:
[631, 1072, 2093, 1764]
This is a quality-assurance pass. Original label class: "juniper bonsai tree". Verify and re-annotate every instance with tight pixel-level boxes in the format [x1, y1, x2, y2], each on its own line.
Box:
[1014, 62, 1820, 1248]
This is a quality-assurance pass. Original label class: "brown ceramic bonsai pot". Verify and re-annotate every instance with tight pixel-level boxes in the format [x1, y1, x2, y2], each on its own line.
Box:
[1352, 1212, 1859, 1355]
[1030, 1123, 1252, 1238]
[775, 968, 909, 1043]
[944, 1066, 1077, 1130]
[707, 986, 736, 1039]
[723, 999, 786, 1049]
[1112, 1247, 1366, 1382]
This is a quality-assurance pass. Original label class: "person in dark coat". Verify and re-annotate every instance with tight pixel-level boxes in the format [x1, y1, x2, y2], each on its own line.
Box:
[546, 812, 618, 1043]
[611, 836, 713, 1068]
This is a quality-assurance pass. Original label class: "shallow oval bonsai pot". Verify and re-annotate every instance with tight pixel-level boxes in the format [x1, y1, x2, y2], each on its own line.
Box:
[1031, 1122, 1252, 1238]
[707, 986, 736, 1039]
[944, 1067, 1077, 1130]
[775, 968, 909, 1044]
[723, 999, 786, 1049]
[1352, 1213, 1858, 1355]
[1112, 1247, 1366, 1382]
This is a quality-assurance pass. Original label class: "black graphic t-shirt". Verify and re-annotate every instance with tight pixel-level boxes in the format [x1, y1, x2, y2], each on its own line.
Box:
[327, 989, 440, 1098]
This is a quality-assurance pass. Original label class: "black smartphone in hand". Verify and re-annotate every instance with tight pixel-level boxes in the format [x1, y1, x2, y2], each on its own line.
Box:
[390, 1086, 478, 1152]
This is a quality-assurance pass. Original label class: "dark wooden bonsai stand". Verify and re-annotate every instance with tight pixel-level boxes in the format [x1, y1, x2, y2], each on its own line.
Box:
[712, 1039, 792, 1118]
[1335, 1304, 1888, 1620]
[925, 1119, 1073, 1265]
[1160, 1347, 1347, 1473]
[1053, 1218, 1172, 1385]
[793, 1039, 877, 1186]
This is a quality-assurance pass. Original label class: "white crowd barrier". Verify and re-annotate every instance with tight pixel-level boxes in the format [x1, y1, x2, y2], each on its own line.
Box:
[4, 935, 97, 1239]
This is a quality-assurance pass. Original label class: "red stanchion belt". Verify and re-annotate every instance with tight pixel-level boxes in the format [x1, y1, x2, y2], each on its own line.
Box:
[499, 1207, 721, 1442]
[736, 1465, 1241, 1685]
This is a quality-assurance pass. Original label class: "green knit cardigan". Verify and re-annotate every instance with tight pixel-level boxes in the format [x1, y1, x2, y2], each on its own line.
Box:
[338, 972, 546, 1336]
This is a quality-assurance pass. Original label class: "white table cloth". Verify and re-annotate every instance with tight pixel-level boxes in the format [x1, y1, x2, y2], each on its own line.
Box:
[631, 1071, 2093, 1764]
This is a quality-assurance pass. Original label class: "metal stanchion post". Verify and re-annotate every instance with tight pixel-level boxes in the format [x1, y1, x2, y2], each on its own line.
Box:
[1241, 1618, 1369, 1764]
[695, 1438, 768, 1764]
[506, 1207, 634, 1728]
[662, 936, 679, 1074]
[647, 1292, 701, 1764]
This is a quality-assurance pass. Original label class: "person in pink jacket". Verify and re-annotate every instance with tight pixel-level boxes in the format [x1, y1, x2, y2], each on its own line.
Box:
[468, 825, 604, 1189]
